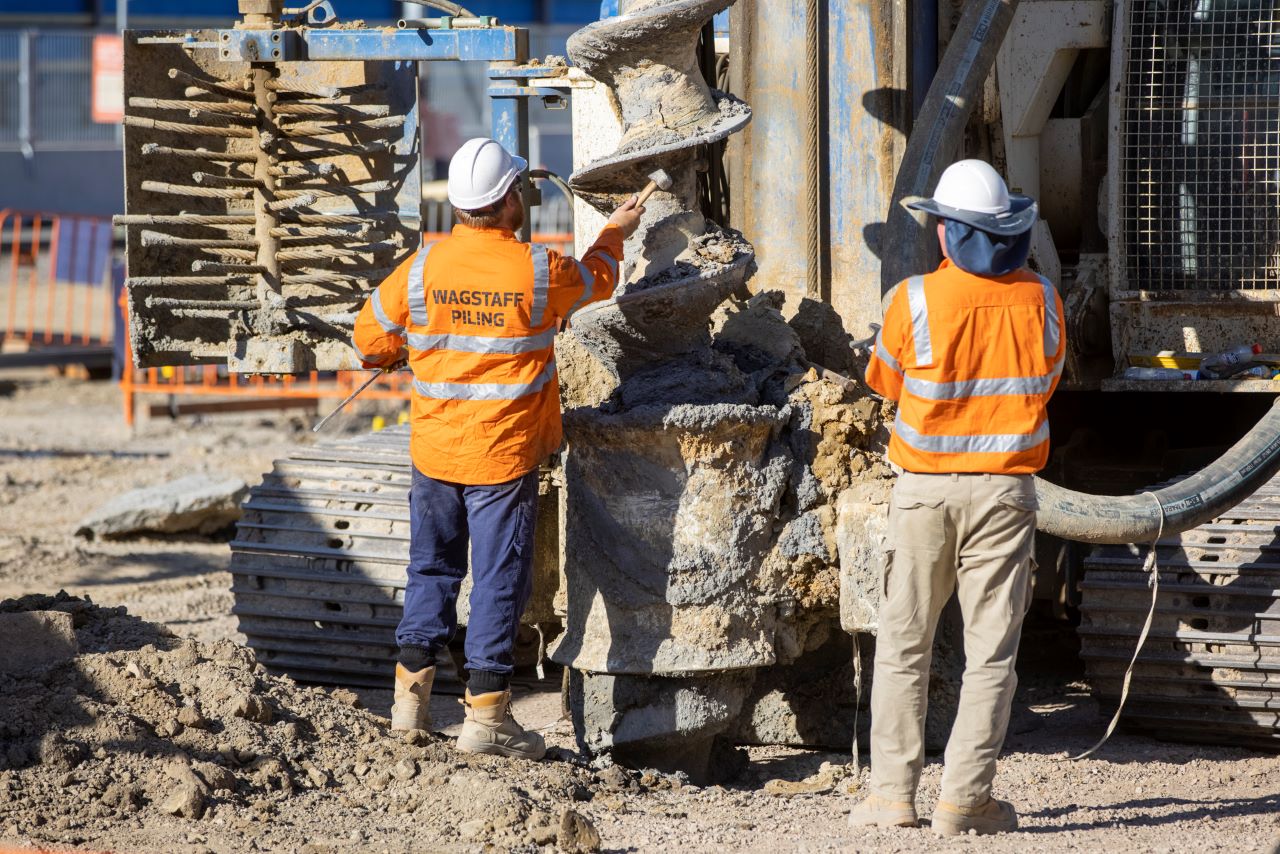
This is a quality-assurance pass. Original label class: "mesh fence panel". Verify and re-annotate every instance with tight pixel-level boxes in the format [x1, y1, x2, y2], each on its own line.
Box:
[1122, 1, 1280, 291]
[0, 33, 18, 147]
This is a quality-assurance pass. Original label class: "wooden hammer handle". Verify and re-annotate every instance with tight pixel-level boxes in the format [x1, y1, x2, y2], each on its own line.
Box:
[635, 179, 660, 207]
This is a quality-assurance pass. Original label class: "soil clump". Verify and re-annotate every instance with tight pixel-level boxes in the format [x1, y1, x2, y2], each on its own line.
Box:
[0, 591, 615, 853]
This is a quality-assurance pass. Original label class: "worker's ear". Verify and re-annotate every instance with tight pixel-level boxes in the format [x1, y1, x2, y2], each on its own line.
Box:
[505, 187, 522, 213]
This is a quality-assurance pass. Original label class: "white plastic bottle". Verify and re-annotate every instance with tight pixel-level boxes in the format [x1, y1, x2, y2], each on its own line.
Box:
[1122, 367, 1197, 380]
[1201, 343, 1263, 373]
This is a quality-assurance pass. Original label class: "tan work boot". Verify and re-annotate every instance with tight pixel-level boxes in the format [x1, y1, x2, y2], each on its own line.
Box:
[932, 797, 1018, 836]
[456, 689, 547, 760]
[848, 794, 919, 828]
[390, 663, 435, 732]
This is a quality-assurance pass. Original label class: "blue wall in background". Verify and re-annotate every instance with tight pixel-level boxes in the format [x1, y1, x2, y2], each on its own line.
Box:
[0, 0, 603, 25]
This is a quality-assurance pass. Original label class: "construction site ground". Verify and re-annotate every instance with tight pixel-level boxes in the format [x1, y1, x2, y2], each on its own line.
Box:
[1, 371, 1277, 854]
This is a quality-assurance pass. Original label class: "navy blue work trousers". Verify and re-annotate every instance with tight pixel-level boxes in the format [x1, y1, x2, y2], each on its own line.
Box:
[396, 466, 539, 676]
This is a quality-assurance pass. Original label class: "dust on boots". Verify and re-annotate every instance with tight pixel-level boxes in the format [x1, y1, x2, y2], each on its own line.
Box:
[390, 663, 435, 733]
[457, 689, 547, 760]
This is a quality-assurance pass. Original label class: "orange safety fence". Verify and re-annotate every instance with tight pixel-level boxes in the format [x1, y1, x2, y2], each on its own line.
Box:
[119, 231, 576, 426]
[0, 208, 116, 350]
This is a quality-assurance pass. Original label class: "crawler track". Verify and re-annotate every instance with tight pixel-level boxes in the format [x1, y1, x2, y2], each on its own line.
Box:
[229, 428, 417, 688]
[1080, 478, 1280, 749]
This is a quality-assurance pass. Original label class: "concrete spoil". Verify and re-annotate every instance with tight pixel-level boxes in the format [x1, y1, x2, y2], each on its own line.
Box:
[74, 474, 248, 540]
[0, 592, 640, 851]
[558, 8, 897, 776]
[556, 286, 893, 773]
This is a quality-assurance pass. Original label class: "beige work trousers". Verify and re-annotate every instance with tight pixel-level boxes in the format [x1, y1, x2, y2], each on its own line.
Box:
[870, 471, 1036, 808]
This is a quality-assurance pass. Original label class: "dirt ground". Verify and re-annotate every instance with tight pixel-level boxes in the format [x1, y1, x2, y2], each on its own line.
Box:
[1, 371, 1278, 854]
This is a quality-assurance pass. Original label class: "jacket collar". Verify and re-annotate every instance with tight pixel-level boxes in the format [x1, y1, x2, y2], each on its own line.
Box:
[935, 257, 1029, 284]
[451, 223, 518, 241]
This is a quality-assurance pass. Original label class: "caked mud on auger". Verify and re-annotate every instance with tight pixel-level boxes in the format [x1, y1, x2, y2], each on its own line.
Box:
[565, 0, 755, 380]
[552, 0, 871, 781]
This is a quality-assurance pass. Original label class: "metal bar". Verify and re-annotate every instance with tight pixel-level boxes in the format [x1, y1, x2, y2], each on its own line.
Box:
[128, 97, 255, 116]
[141, 143, 261, 163]
[148, 397, 319, 418]
[0, 346, 113, 370]
[265, 27, 526, 63]
[273, 102, 390, 118]
[115, 214, 256, 226]
[123, 115, 254, 138]
[141, 180, 251, 200]
[490, 78, 531, 242]
[169, 67, 254, 101]
[17, 31, 32, 159]
[128, 275, 253, 285]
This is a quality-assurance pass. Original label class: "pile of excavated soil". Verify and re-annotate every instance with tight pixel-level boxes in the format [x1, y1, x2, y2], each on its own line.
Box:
[0, 592, 626, 853]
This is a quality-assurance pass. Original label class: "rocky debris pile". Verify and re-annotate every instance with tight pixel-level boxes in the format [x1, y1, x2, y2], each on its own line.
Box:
[555, 288, 896, 773]
[0, 592, 639, 852]
[74, 474, 248, 540]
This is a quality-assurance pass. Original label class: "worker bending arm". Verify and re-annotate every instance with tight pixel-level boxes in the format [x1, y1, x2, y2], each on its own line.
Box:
[548, 219, 624, 323]
[863, 288, 910, 403]
[352, 254, 409, 369]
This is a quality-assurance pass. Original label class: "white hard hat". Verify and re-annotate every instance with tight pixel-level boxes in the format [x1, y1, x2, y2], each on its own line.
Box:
[907, 159, 1037, 235]
[447, 137, 528, 211]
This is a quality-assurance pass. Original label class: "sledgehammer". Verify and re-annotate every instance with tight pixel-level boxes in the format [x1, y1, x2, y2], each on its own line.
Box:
[635, 168, 674, 206]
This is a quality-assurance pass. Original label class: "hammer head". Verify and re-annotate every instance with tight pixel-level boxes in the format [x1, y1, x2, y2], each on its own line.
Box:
[648, 168, 674, 191]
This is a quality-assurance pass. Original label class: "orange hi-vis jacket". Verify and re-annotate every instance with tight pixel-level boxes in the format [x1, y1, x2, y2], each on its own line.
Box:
[353, 223, 624, 485]
[865, 259, 1066, 475]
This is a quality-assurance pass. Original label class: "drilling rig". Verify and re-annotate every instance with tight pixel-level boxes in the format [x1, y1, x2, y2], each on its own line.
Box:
[120, 0, 1280, 778]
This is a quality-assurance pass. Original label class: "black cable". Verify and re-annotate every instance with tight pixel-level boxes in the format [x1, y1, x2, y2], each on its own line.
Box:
[400, 0, 478, 18]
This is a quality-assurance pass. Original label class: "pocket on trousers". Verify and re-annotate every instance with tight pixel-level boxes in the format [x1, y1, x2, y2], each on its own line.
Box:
[890, 490, 946, 552]
[1024, 556, 1038, 616]
[880, 548, 895, 601]
[997, 491, 1039, 513]
[512, 473, 538, 560]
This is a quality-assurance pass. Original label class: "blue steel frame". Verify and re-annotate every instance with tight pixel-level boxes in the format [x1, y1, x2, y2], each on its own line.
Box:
[215, 22, 567, 241]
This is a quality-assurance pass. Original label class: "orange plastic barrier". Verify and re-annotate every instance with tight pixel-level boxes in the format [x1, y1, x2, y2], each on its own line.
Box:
[118, 232, 576, 426]
[0, 208, 116, 349]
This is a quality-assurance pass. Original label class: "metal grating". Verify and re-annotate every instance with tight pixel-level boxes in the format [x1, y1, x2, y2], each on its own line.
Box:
[1122, 1, 1280, 291]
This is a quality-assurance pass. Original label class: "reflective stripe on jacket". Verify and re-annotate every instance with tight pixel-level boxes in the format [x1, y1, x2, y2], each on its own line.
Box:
[353, 223, 624, 485]
[864, 259, 1066, 475]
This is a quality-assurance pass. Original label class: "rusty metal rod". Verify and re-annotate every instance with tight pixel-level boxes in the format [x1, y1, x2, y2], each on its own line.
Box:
[278, 242, 399, 261]
[274, 102, 391, 118]
[128, 275, 253, 285]
[168, 68, 253, 100]
[124, 115, 254, 137]
[202, 247, 257, 261]
[265, 80, 339, 98]
[260, 162, 336, 178]
[192, 172, 262, 187]
[141, 143, 261, 163]
[191, 260, 268, 274]
[129, 97, 254, 116]
[275, 142, 392, 159]
[282, 213, 390, 225]
[276, 181, 391, 198]
[115, 214, 255, 227]
[272, 225, 378, 239]
[266, 78, 387, 96]
[267, 193, 318, 212]
[140, 230, 256, 248]
[280, 117, 406, 136]
[284, 267, 395, 285]
[142, 180, 252, 200]
[147, 298, 260, 309]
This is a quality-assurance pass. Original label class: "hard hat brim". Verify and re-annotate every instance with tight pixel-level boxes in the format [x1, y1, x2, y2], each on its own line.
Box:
[906, 193, 1038, 236]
